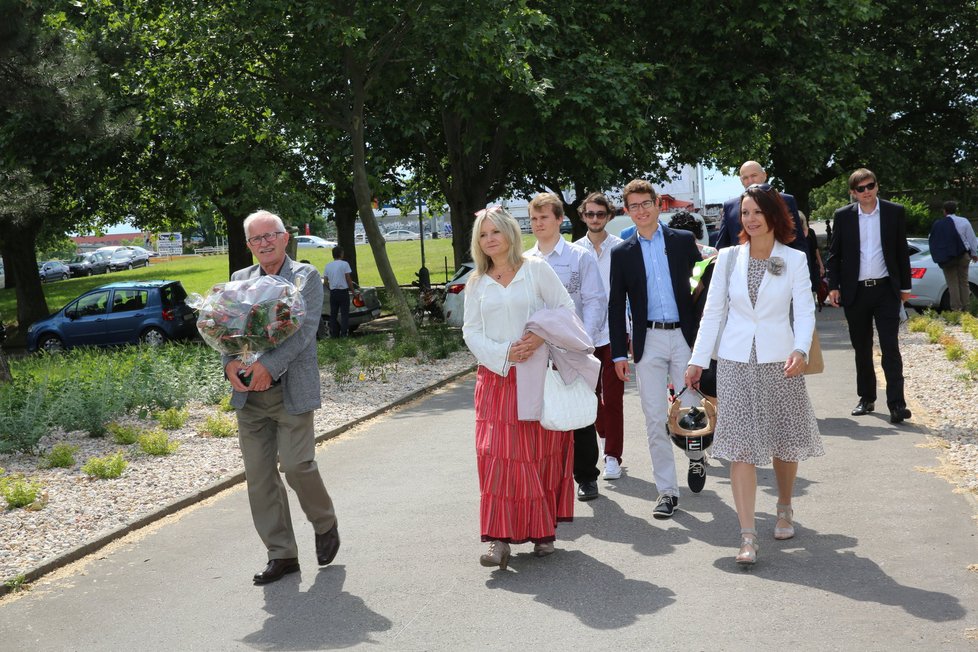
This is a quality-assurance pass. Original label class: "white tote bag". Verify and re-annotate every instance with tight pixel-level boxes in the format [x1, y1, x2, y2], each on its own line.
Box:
[540, 363, 598, 431]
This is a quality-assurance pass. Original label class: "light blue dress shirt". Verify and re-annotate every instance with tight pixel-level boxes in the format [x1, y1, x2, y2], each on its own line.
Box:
[639, 227, 680, 323]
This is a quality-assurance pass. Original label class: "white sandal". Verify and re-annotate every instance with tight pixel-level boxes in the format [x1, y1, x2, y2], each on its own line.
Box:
[775, 504, 795, 540]
[736, 528, 758, 565]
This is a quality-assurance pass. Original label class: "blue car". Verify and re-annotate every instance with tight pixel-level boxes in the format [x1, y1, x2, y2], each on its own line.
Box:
[27, 280, 198, 353]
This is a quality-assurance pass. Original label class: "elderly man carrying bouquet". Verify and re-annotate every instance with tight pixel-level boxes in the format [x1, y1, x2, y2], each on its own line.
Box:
[219, 209, 339, 585]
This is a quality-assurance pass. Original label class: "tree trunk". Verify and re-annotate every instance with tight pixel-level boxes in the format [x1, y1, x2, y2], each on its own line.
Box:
[2, 222, 49, 329]
[213, 197, 253, 277]
[331, 176, 360, 283]
[0, 349, 11, 385]
[346, 58, 417, 337]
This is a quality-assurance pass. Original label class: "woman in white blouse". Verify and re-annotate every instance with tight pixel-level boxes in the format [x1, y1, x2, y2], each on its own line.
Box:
[463, 206, 576, 570]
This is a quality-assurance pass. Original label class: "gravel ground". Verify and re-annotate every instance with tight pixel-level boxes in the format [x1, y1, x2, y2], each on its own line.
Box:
[0, 350, 476, 581]
[2, 321, 977, 583]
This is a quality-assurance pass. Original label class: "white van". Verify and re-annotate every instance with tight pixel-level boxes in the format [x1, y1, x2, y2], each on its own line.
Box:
[604, 211, 710, 247]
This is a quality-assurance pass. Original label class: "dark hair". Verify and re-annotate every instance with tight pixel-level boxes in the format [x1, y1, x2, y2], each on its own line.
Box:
[944, 200, 958, 214]
[667, 210, 703, 240]
[622, 179, 658, 205]
[578, 192, 615, 218]
[738, 185, 797, 245]
[848, 168, 877, 189]
[331, 246, 344, 259]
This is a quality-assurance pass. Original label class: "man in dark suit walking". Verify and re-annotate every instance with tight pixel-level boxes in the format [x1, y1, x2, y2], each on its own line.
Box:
[716, 161, 817, 290]
[827, 169, 913, 424]
[226, 210, 341, 584]
[608, 179, 702, 519]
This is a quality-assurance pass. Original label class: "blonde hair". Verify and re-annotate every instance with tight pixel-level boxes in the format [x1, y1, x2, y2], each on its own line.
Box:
[469, 206, 524, 278]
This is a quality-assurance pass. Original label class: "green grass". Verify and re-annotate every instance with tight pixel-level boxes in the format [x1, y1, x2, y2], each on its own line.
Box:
[0, 236, 545, 329]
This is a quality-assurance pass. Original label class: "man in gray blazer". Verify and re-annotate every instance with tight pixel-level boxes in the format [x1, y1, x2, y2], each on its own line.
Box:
[225, 210, 339, 584]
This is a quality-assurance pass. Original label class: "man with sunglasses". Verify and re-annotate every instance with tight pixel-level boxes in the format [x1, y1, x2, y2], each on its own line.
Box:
[574, 192, 626, 480]
[716, 161, 816, 288]
[827, 169, 913, 424]
[225, 210, 340, 584]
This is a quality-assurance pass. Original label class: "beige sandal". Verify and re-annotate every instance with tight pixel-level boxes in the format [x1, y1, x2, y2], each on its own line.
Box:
[775, 504, 795, 540]
[736, 528, 758, 565]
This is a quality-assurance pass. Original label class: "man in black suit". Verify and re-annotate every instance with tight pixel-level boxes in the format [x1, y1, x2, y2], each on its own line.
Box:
[827, 168, 912, 424]
[609, 179, 702, 519]
[716, 161, 817, 289]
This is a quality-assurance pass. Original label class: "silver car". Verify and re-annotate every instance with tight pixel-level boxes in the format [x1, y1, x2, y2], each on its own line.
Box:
[906, 237, 978, 311]
[443, 262, 475, 327]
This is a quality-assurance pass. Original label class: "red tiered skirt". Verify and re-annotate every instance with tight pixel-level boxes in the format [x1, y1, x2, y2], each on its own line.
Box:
[475, 366, 574, 544]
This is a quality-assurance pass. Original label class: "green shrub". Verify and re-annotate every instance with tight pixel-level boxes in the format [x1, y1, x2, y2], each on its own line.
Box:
[218, 394, 235, 412]
[0, 473, 44, 509]
[961, 314, 978, 340]
[138, 430, 180, 455]
[965, 350, 978, 379]
[942, 311, 963, 326]
[891, 195, 935, 237]
[200, 414, 237, 438]
[108, 422, 141, 445]
[925, 322, 945, 344]
[49, 373, 126, 438]
[43, 443, 79, 469]
[154, 407, 189, 430]
[907, 315, 930, 333]
[82, 452, 128, 479]
[0, 381, 51, 455]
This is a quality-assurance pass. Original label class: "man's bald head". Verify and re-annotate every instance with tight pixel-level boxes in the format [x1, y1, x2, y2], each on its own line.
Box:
[739, 161, 768, 187]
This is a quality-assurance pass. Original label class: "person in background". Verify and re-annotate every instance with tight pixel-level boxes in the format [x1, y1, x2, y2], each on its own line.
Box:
[685, 184, 821, 565]
[800, 212, 826, 307]
[669, 210, 718, 260]
[574, 192, 626, 480]
[462, 206, 577, 569]
[929, 200, 978, 312]
[323, 246, 358, 338]
[827, 168, 913, 424]
[527, 192, 606, 502]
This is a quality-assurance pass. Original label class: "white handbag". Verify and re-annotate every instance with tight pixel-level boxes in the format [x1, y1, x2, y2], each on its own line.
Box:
[540, 362, 598, 431]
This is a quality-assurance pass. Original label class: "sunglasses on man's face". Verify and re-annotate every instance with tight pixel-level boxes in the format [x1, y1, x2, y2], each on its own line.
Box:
[582, 211, 608, 219]
[852, 181, 876, 193]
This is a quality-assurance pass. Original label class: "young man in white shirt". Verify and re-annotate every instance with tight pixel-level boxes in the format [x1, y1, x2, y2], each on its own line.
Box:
[323, 246, 357, 338]
[527, 192, 606, 501]
[573, 192, 626, 480]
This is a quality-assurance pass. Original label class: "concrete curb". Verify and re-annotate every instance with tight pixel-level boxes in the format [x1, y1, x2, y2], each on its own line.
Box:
[0, 364, 477, 596]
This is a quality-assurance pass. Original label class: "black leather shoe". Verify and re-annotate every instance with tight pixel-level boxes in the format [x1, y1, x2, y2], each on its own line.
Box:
[890, 407, 912, 424]
[315, 523, 341, 566]
[851, 400, 875, 416]
[253, 558, 300, 585]
[577, 481, 599, 502]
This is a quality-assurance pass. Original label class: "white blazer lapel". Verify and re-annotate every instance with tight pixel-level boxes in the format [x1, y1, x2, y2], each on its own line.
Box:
[754, 241, 789, 307]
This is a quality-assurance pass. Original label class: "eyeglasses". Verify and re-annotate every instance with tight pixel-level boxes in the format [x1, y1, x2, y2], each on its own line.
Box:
[626, 200, 657, 212]
[744, 183, 772, 192]
[582, 210, 609, 219]
[852, 181, 876, 193]
[246, 231, 285, 246]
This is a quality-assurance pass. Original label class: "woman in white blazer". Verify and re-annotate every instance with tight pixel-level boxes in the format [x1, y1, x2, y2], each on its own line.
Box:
[685, 184, 823, 565]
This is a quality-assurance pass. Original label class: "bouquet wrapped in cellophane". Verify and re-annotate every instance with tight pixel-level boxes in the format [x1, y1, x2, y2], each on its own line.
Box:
[187, 275, 307, 373]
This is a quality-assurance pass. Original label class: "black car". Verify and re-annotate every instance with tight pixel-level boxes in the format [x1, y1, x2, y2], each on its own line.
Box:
[559, 219, 573, 234]
[107, 247, 150, 271]
[38, 260, 71, 282]
[67, 252, 111, 277]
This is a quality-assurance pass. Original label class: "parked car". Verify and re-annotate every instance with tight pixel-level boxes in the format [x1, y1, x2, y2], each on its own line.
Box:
[443, 262, 475, 328]
[107, 247, 150, 271]
[38, 260, 71, 282]
[26, 280, 198, 353]
[296, 235, 338, 249]
[317, 282, 382, 337]
[559, 219, 573, 234]
[67, 251, 111, 277]
[0, 262, 5, 289]
[905, 237, 978, 311]
[383, 229, 420, 242]
[129, 245, 158, 258]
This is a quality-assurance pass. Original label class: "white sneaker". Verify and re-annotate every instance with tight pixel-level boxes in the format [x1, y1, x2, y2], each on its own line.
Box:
[603, 456, 622, 480]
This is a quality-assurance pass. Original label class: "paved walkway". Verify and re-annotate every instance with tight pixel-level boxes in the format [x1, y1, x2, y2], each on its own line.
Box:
[1, 308, 976, 650]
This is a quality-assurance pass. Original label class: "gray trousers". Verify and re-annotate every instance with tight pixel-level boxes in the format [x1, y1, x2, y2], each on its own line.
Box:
[236, 385, 337, 560]
[943, 253, 972, 311]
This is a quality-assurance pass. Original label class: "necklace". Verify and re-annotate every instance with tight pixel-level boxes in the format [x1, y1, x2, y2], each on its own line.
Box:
[493, 267, 514, 280]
